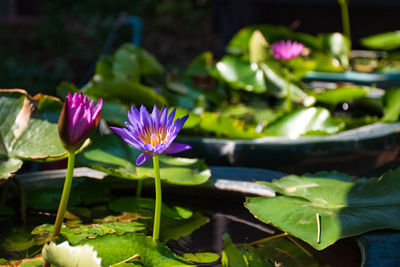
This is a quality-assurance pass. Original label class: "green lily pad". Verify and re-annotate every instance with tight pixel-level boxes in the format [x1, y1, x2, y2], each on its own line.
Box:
[221, 234, 272, 267]
[245, 168, 400, 250]
[310, 86, 371, 106]
[82, 232, 192, 266]
[77, 134, 211, 185]
[183, 252, 219, 264]
[216, 56, 267, 93]
[264, 107, 343, 138]
[32, 220, 147, 246]
[198, 112, 261, 139]
[0, 90, 66, 179]
[361, 31, 400, 50]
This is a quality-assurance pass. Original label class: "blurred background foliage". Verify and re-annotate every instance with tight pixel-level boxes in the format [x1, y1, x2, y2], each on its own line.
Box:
[0, 0, 216, 95]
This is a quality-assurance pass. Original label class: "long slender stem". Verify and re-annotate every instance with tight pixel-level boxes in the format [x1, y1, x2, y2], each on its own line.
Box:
[50, 151, 75, 240]
[136, 180, 143, 197]
[152, 155, 162, 240]
[249, 232, 289, 246]
[338, 0, 351, 42]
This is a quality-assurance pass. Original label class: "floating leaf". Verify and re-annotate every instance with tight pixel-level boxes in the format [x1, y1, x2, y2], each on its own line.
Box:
[216, 56, 267, 93]
[32, 220, 147, 246]
[82, 233, 192, 266]
[264, 107, 343, 138]
[77, 134, 211, 185]
[0, 90, 66, 179]
[198, 112, 261, 139]
[245, 169, 400, 250]
[183, 252, 219, 265]
[361, 31, 400, 50]
[310, 86, 371, 106]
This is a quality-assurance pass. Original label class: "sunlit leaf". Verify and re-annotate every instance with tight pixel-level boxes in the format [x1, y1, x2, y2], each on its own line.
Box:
[310, 86, 371, 106]
[216, 56, 267, 93]
[264, 107, 343, 138]
[245, 168, 400, 250]
[82, 233, 192, 266]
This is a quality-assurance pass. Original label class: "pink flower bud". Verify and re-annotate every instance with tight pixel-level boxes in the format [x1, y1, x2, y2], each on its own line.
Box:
[58, 92, 103, 152]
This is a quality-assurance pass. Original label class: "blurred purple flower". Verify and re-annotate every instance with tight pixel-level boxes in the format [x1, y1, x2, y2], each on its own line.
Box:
[111, 105, 191, 166]
[271, 40, 304, 60]
[58, 92, 103, 152]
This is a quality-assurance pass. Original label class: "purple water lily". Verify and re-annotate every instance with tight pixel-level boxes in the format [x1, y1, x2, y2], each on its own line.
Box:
[58, 92, 103, 152]
[111, 105, 191, 166]
[271, 40, 304, 61]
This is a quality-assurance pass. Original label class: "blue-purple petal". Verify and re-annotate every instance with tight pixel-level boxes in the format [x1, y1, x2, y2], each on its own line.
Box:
[136, 152, 154, 166]
[165, 143, 192, 154]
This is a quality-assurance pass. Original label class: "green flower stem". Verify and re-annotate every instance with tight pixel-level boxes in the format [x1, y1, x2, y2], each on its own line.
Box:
[51, 151, 75, 240]
[152, 155, 162, 240]
[136, 179, 143, 197]
[338, 0, 351, 42]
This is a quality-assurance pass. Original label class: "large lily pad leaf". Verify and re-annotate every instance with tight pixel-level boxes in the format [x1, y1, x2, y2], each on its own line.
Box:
[198, 112, 261, 139]
[361, 31, 400, 50]
[76, 134, 211, 185]
[0, 89, 66, 179]
[310, 86, 371, 106]
[32, 221, 147, 246]
[221, 234, 272, 267]
[216, 56, 267, 93]
[245, 169, 400, 250]
[264, 107, 343, 138]
[81, 232, 192, 266]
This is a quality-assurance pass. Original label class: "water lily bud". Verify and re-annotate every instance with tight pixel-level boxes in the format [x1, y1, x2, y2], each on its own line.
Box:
[58, 92, 103, 152]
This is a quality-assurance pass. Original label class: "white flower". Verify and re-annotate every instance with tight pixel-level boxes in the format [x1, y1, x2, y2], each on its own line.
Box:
[42, 241, 102, 267]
